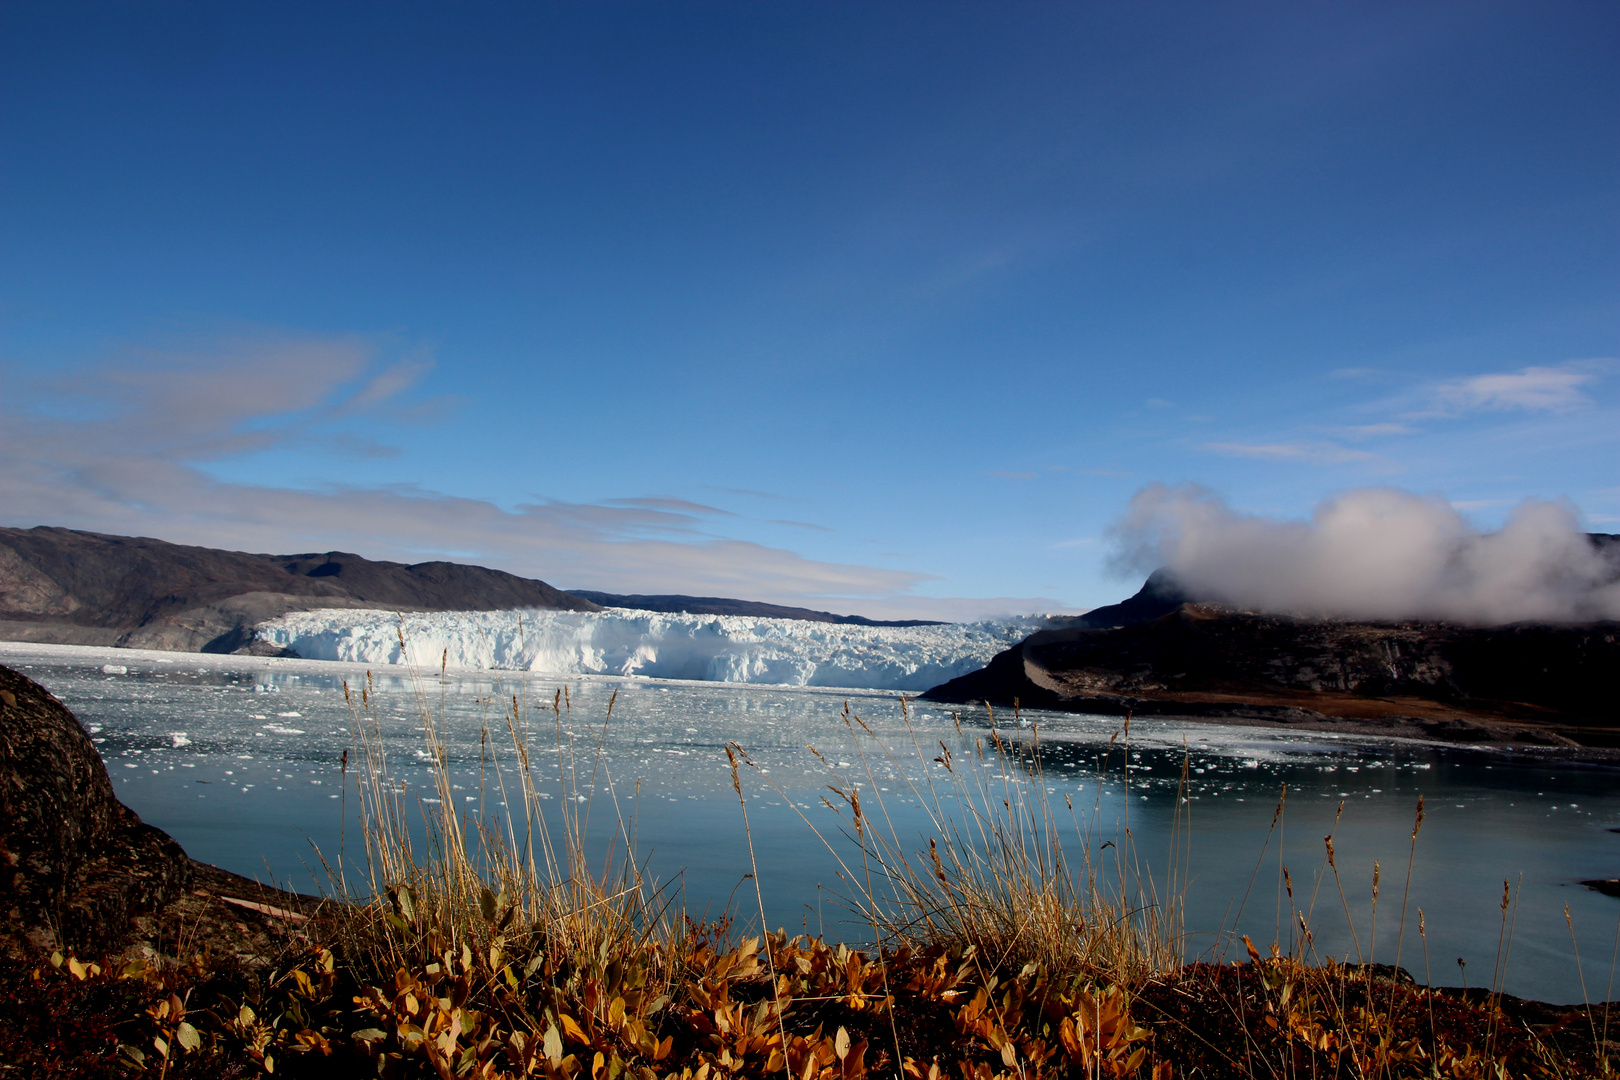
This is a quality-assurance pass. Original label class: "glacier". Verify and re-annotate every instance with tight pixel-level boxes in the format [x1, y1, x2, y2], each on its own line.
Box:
[252, 607, 1048, 691]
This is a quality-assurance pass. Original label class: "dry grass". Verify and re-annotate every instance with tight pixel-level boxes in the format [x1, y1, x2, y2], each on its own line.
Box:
[328, 642, 689, 1053]
[32, 645, 1615, 1077]
[735, 702, 1185, 989]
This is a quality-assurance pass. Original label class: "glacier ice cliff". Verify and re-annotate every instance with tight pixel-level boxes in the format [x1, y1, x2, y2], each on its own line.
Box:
[252, 607, 1048, 691]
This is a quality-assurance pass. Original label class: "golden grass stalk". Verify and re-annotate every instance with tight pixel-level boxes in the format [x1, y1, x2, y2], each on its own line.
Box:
[740, 700, 1185, 988]
[333, 635, 683, 1012]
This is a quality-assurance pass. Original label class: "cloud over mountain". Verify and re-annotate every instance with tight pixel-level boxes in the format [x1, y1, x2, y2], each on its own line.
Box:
[1111, 484, 1620, 624]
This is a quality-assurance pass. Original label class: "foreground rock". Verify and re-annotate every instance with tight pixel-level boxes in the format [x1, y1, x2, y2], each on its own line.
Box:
[0, 525, 598, 653]
[0, 664, 322, 963]
[925, 591, 1620, 750]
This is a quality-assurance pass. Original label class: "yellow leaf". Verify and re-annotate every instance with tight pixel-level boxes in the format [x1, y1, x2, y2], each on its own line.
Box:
[561, 1012, 588, 1045]
[835, 1026, 850, 1061]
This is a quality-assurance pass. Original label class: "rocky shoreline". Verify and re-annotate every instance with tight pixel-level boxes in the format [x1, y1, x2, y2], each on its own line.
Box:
[924, 599, 1620, 760]
[0, 664, 324, 966]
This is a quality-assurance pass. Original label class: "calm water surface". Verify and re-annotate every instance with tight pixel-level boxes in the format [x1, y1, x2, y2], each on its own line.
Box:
[5, 640, 1618, 1004]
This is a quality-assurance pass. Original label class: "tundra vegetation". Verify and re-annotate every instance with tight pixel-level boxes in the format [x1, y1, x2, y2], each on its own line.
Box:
[7, 653, 1616, 1078]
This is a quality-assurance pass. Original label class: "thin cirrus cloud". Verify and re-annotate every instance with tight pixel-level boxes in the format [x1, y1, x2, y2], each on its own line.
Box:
[1416, 362, 1607, 418]
[600, 496, 737, 518]
[0, 331, 955, 613]
[1332, 423, 1415, 440]
[1201, 441, 1387, 466]
[1199, 361, 1613, 473]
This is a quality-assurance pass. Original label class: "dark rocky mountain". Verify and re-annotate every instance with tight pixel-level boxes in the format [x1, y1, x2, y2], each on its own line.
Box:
[925, 545, 1620, 751]
[924, 603, 1619, 746]
[566, 591, 942, 627]
[0, 526, 598, 653]
[1047, 569, 1193, 630]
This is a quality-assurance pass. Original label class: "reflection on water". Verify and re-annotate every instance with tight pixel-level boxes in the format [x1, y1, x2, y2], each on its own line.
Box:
[4, 640, 1618, 1005]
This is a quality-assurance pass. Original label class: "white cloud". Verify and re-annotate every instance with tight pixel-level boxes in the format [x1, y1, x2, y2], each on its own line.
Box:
[1110, 484, 1620, 624]
[1426, 364, 1599, 416]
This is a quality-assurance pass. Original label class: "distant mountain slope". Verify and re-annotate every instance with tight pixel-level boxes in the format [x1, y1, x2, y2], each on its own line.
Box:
[1048, 570, 1193, 630]
[925, 537, 1620, 751]
[923, 602, 1620, 747]
[565, 591, 943, 627]
[0, 526, 597, 652]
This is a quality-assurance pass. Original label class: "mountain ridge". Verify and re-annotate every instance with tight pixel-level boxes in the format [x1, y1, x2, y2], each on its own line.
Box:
[923, 552, 1620, 752]
[0, 526, 946, 654]
[0, 525, 598, 652]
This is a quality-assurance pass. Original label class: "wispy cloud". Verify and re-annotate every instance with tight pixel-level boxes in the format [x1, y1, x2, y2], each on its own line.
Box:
[767, 519, 832, 532]
[1422, 363, 1603, 417]
[1332, 423, 1414, 440]
[341, 351, 436, 412]
[602, 497, 735, 517]
[0, 330, 962, 613]
[1202, 441, 1386, 466]
[982, 469, 1036, 481]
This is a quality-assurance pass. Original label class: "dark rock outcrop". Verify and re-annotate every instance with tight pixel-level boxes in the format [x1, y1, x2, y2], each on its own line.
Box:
[0, 665, 192, 955]
[924, 602, 1620, 749]
[0, 526, 599, 653]
[0, 665, 325, 961]
[1047, 570, 1193, 631]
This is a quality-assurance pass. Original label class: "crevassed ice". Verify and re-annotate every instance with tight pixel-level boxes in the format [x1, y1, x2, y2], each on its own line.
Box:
[253, 607, 1047, 691]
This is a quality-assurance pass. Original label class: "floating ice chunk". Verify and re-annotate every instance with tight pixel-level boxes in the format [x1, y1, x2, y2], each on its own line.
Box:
[276, 711, 302, 718]
[262, 725, 305, 735]
[170, 733, 191, 748]
[102, 664, 128, 675]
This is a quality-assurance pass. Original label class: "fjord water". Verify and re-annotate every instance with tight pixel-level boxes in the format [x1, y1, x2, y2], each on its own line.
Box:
[5, 640, 1618, 1005]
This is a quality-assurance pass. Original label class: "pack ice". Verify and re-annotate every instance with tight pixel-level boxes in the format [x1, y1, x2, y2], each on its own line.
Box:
[252, 608, 1047, 691]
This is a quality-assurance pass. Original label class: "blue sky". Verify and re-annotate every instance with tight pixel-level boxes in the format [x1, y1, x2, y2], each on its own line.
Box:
[2, 2, 1615, 618]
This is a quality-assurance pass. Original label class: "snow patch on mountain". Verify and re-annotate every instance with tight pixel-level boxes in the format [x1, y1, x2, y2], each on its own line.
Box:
[253, 607, 1046, 691]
